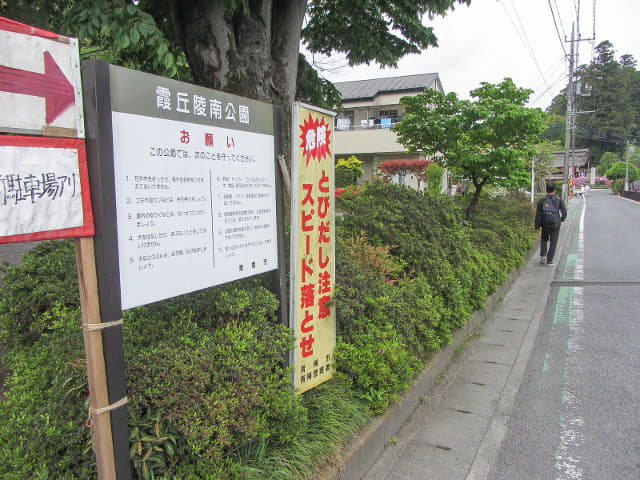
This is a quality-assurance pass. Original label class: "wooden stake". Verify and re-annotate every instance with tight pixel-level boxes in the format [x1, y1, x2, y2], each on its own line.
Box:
[76, 237, 117, 479]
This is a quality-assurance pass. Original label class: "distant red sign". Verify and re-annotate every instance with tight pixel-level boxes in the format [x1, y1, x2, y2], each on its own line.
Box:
[299, 113, 332, 166]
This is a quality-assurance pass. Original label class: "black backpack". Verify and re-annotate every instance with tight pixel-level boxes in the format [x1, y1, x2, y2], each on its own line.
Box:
[541, 196, 561, 226]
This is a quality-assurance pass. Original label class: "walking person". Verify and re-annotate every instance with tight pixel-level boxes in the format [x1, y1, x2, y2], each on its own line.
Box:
[535, 183, 567, 266]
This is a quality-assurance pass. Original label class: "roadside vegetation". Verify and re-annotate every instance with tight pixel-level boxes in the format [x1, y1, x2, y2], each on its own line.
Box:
[0, 182, 535, 479]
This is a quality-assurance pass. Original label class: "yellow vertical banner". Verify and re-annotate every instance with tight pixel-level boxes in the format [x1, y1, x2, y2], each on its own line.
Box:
[291, 103, 336, 393]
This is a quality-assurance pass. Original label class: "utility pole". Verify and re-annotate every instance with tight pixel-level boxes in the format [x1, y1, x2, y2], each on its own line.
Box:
[625, 142, 630, 191]
[531, 155, 536, 204]
[563, 24, 575, 204]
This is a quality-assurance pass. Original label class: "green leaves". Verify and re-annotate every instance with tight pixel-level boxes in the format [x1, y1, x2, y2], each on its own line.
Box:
[335, 155, 364, 188]
[302, 0, 470, 67]
[129, 408, 179, 479]
[395, 78, 546, 219]
[52, 1, 188, 79]
[605, 161, 640, 181]
[334, 182, 535, 415]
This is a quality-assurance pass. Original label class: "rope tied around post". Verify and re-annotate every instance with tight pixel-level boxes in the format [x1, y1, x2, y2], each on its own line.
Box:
[85, 396, 129, 437]
[82, 318, 123, 332]
[82, 317, 128, 448]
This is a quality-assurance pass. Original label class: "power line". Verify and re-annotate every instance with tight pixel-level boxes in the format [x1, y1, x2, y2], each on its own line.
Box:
[552, 0, 567, 39]
[543, 123, 640, 145]
[530, 68, 567, 106]
[548, 0, 568, 56]
[499, 0, 551, 92]
[576, 125, 640, 145]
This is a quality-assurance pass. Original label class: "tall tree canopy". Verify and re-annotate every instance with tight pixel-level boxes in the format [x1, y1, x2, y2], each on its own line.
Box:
[1, 0, 471, 167]
[0, 0, 470, 109]
[394, 78, 546, 220]
[547, 41, 640, 164]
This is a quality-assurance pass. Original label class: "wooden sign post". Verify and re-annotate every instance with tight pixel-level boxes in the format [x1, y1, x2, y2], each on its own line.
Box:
[0, 16, 126, 479]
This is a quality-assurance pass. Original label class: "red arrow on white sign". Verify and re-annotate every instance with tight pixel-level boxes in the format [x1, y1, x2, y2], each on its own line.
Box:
[0, 51, 75, 124]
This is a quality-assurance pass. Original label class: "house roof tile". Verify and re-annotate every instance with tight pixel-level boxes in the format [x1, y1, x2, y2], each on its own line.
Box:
[553, 149, 590, 168]
[335, 73, 440, 101]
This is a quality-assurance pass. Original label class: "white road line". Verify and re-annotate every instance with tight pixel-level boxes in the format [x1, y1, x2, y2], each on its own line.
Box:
[554, 202, 586, 480]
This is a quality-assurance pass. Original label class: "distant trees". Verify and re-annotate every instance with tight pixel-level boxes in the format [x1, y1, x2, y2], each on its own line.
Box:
[394, 78, 546, 220]
[547, 41, 640, 165]
[605, 161, 640, 193]
[598, 152, 619, 176]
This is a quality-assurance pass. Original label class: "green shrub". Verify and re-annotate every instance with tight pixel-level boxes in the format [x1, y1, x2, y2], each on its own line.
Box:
[335, 322, 420, 413]
[470, 191, 536, 277]
[612, 178, 625, 193]
[425, 163, 445, 195]
[335, 156, 363, 188]
[337, 182, 481, 328]
[0, 240, 79, 346]
[0, 307, 94, 479]
[0, 184, 537, 479]
[126, 312, 306, 463]
[605, 161, 639, 183]
[0, 242, 304, 479]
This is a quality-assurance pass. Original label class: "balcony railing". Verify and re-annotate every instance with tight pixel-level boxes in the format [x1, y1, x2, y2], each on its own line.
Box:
[335, 116, 403, 131]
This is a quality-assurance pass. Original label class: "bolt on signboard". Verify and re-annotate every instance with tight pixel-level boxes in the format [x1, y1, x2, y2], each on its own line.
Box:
[290, 103, 336, 393]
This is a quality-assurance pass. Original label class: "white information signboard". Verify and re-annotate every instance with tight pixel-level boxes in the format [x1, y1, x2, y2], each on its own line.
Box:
[0, 135, 93, 243]
[107, 65, 278, 309]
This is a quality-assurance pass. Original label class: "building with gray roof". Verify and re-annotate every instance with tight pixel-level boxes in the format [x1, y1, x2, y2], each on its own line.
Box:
[333, 73, 444, 188]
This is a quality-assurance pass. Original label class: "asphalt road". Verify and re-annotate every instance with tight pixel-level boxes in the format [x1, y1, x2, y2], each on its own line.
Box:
[489, 189, 640, 480]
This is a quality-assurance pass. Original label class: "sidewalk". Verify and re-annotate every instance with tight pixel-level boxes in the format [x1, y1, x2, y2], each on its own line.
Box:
[329, 200, 581, 480]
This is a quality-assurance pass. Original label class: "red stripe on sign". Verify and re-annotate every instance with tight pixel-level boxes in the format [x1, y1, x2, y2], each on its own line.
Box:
[0, 15, 61, 39]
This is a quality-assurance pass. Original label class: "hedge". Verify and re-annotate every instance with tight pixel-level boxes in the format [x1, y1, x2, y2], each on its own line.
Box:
[0, 182, 535, 479]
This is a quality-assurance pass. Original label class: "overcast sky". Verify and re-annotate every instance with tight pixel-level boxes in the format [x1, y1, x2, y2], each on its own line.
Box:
[316, 0, 640, 111]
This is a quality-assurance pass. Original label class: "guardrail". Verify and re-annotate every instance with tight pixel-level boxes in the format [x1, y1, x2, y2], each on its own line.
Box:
[621, 191, 640, 202]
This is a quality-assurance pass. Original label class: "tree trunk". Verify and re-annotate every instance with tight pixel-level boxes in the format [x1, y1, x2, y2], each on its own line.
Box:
[172, 0, 307, 164]
[466, 183, 483, 222]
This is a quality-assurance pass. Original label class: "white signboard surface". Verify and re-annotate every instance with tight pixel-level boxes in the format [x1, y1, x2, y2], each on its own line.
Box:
[0, 27, 84, 136]
[0, 142, 84, 236]
[112, 112, 278, 309]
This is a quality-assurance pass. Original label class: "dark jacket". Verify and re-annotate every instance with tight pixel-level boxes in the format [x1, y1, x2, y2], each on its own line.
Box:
[534, 194, 567, 229]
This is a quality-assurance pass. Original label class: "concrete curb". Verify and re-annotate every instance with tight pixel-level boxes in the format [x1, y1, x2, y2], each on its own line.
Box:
[323, 246, 538, 480]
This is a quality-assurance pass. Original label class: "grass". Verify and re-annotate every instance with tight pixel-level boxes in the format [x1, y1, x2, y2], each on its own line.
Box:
[234, 376, 370, 479]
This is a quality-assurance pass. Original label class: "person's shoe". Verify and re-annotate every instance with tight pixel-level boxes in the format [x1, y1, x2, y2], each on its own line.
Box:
[540, 257, 547, 265]
[547, 261, 555, 266]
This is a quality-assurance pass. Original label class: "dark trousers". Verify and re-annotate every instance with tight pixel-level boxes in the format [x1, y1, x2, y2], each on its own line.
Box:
[540, 225, 560, 262]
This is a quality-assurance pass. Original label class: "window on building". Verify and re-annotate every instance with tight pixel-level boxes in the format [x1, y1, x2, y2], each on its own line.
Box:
[397, 169, 408, 186]
[379, 109, 398, 119]
[336, 110, 354, 131]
